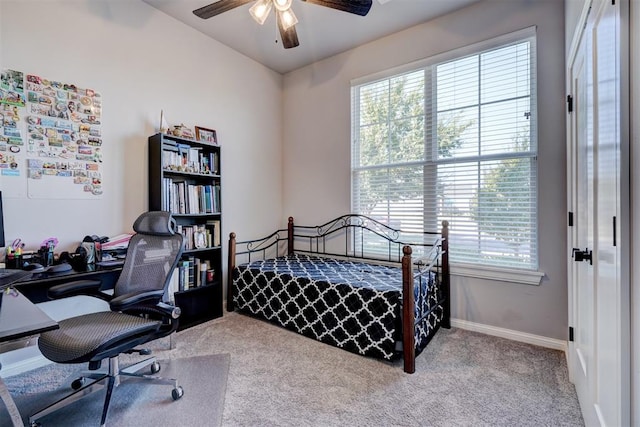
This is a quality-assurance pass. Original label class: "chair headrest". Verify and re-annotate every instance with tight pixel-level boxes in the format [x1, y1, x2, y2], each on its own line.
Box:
[133, 211, 176, 236]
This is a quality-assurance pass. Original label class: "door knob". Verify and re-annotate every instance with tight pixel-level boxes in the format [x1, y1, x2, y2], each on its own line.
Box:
[572, 248, 592, 265]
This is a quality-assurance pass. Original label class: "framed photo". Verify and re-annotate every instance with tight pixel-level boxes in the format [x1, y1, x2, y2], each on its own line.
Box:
[195, 126, 217, 144]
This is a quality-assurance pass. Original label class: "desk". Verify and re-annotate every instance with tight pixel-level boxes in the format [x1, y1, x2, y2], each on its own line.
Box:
[15, 265, 122, 304]
[12, 265, 221, 332]
[0, 266, 120, 426]
[0, 290, 58, 427]
[0, 291, 58, 342]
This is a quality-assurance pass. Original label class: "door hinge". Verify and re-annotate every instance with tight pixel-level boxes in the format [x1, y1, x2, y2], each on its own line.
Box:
[567, 95, 573, 113]
[569, 327, 574, 342]
[612, 0, 615, 5]
[568, 212, 573, 227]
[613, 216, 617, 246]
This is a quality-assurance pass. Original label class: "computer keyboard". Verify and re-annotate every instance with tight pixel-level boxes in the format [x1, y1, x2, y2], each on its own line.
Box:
[0, 270, 14, 278]
[0, 269, 32, 290]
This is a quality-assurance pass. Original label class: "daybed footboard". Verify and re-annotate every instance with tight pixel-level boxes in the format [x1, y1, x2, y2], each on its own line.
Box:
[227, 215, 450, 374]
[401, 220, 449, 373]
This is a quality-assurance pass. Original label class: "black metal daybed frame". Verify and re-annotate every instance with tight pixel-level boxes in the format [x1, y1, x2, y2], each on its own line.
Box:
[227, 214, 450, 373]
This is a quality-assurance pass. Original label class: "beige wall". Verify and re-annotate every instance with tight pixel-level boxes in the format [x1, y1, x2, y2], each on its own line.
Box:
[0, 1, 284, 254]
[0, 0, 571, 341]
[282, 0, 567, 340]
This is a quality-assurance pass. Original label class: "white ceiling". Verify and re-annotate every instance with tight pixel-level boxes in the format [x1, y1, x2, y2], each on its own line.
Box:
[143, 0, 481, 74]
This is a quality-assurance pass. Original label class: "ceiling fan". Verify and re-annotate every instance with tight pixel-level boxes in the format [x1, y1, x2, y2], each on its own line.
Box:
[193, 0, 373, 49]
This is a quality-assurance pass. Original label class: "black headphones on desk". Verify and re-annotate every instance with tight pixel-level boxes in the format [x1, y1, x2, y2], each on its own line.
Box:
[58, 249, 87, 270]
[83, 235, 109, 244]
[58, 236, 109, 269]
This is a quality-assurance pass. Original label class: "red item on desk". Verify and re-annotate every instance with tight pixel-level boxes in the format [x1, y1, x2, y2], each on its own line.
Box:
[101, 234, 133, 250]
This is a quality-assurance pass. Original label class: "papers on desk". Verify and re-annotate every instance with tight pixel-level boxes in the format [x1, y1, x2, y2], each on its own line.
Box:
[96, 260, 125, 267]
[101, 234, 132, 262]
[101, 234, 132, 250]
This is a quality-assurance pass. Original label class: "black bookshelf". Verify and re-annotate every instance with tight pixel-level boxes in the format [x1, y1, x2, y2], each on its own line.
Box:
[148, 132, 222, 330]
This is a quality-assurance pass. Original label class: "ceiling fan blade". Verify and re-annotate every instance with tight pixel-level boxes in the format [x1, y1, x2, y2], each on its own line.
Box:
[193, 0, 254, 19]
[277, 15, 300, 49]
[301, 0, 372, 16]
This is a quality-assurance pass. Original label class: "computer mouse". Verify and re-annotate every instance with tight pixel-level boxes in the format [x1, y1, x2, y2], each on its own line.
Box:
[23, 263, 45, 272]
[47, 263, 73, 273]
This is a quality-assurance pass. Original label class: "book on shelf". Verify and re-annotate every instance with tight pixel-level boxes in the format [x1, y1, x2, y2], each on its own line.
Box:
[164, 179, 220, 215]
[177, 181, 186, 213]
[168, 268, 179, 302]
[162, 138, 217, 175]
[210, 152, 220, 175]
[195, 258, 206, 287]
[188, 147, 202, 173]
[179, 225, 192, 250]
[213, 184, 220, 213]
[174, 256, 211, 289]
[206, 219, 221, 247]
[177, 143, 191, 168]
[200, 152, 215, 174]
[177, 260, 188, 292]
[204, 185, 212, 213]
[162, 138, 178, 147]
[177, 222, 222, 251]
[188, 185, 196, 214]
[185, 255, 195, 288]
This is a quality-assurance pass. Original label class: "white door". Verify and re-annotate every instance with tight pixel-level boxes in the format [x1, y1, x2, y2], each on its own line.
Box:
[569, 23, 598, 426]
[567, 0, 628, 425]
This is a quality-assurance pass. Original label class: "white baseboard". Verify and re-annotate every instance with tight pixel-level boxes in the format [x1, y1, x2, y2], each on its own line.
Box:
[450, 318, 568, 353]
[0, 346, 51, 378]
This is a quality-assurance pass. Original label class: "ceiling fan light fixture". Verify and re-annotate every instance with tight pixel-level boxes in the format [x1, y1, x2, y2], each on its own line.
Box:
[249, 0, 273, 25]
[277, 7, 298, 30]
[273, 0, 293, 12]
[194, 0, 372, 51]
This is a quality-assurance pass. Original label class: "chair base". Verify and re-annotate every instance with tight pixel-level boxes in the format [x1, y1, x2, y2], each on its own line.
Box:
[28, 354, 183, 427]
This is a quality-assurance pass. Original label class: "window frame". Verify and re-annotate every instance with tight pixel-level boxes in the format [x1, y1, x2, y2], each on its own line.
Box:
[350, 27, 543, 285]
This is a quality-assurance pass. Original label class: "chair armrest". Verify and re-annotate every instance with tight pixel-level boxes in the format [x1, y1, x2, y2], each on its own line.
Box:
[109, 290, 164, 312]
[156, 301, 182, 319]
[48, 279, 109, 301]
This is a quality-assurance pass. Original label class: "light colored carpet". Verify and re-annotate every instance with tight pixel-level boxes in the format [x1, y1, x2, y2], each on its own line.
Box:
[2, 354, 229, 426]
[162, 311, 583, 427]
[4, 311, 583, 426]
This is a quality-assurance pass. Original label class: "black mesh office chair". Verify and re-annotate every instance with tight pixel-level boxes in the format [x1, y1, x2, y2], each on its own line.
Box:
[29, 211, 184, 427]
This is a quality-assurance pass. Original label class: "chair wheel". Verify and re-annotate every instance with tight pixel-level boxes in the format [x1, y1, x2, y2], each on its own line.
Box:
[172, 386, 184, 400]
[71, 377, 85, 390]
[151, 361, 161, 374]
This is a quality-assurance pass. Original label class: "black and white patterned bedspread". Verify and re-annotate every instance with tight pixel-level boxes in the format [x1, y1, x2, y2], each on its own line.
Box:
[232, 253, 443, 360]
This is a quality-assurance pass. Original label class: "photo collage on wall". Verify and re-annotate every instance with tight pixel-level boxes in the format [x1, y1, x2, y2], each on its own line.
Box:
[0, 69, 26, 177]
[0, 68, 103, 196]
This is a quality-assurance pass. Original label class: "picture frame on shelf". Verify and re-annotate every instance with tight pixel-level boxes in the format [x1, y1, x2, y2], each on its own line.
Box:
[195, 126, 217, 144]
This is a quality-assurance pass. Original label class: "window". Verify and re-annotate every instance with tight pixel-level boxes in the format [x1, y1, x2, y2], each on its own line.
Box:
[351, 29, 537, 271]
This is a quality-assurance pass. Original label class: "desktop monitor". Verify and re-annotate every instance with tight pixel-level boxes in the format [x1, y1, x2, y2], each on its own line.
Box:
[0, 191, 5, 248]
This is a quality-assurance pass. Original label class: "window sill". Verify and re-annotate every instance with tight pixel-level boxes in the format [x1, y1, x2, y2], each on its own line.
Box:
[450, 263, 544, 286]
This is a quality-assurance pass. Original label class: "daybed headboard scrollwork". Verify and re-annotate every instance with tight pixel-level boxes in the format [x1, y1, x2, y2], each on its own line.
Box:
[289, 214, 442, 263]
[228, 215, 449, 310]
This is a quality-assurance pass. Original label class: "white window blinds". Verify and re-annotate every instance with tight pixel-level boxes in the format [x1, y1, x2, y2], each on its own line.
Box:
[351, 30, 537, 270]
